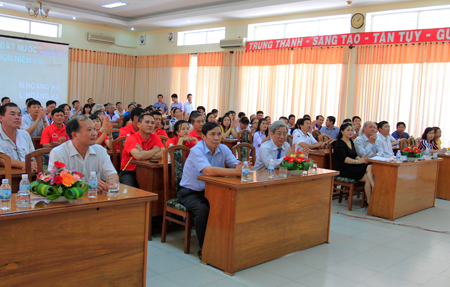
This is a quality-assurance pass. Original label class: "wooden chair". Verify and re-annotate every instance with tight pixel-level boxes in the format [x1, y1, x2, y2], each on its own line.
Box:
[399, 138, 408, 150]
[238, 130, 253, 144]
[286, 135, 293, 146]
[25, 148, 53, 179]
[161, 145, 193, 254]
[318, 134, 331, 143]
[312, 130, 321, 141]
[232, 143, 256, 165]
[0, 152, 12, 184]
[329, 141, 365, 211]
[111, 136, 127, 171]
[408, 137, 417, 147]
[159, 136, 168, 147]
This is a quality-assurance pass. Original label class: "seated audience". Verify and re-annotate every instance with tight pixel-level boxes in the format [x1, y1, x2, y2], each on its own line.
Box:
[236, 117, 251, 133]
[154, 94, 168, 115]
[105, 102, 120, 125]
[120, 114, 165, 187]
[433, 127, 442, 149]
[315, 115, 325, 130]
[211, 109, 218, 121]
[150, 111, 168, 137]
[418, 127, 446, 153]
[58, 104, 71, 125]
[45, 100, 56, 124]
[391, 122, 410, 140]
[320, 116, 339, 139]
[354, 121, 380, 157]
[220, 114, 238, 140]
[178, 122, 243, 260]
[279, 116, 288, 125]
[250, 118, 259, 134]
[334, 123, 374, 203]
[166, 120, 198, 148]
[183, 94, 195, 118]
[228, 110, 237, 123]
[197, 106, 206, 117]
[0, 103, 36, 171]
[40, 108, 68, 148]
[249, 114, 256, 122]
[21, 100, 49, 136]
[170, 94, 184, 111]
[343, 118, 352, 124]
[352, 116, 362, 137]
[119, 107, 144, 137]
[90, 114, 113, 149]
[91, 103, 105, 114]
[256, 110, 264, 119]
[81, 104, 92, 115]
[115, 102, 125, 117]
[303, 114, 311, 120]
[206, 112, 216, 123]
[87, 98, 94, 105]
[1, 97, 10, 105]
[292, 118, 326, 150]
[48, 115, 118, 192]
[123, 103, 136, 117]
[265, 116, 272, 127]
[70, 100, 82, 118]
[238, 112, 246, 122]
[288, 114, 296, 128]
[254, 121, 298, 171]
[375, 121, 395, 158]
[122, 114, 131, 127]
[169, 107, 183, 131]
[189, 112, 205, 142]
[21, 98, 33, 115]
[252, 118, 269, 156]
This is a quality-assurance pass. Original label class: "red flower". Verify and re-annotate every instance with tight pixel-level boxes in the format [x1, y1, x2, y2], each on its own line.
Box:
[54, 176, 63, 185]
[74, 171, 85, 178]
[306, 159, 310, 162]
[288, 158, 294, 163]
[283, 156, 289, 161]
[54, 161, 66, 168]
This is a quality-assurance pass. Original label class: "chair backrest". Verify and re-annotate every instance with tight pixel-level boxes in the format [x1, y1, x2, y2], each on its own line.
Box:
[318, 134, 331, 143]
[408, 137, 416, 147]
[25, 148, 53, 179]
[399, 138, 408, 150]
[312, 130, 321, 141]
[159, 136, 168, 147]
[0, 152, 12, 184]
[112, 136, 127, 171]
[232, 143, 256, 166]
[286, 135, 293, 146]
[328, 140, 336, 170]
[163, 145, 191, 204]
[238, 130, 253, 144]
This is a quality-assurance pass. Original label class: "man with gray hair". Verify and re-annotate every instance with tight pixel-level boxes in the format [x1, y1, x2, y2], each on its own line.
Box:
[91, 104, 105, 114]
[254, 120, 304, 171]
[354, 121, 380, 157]
[105, 102, 120, 126]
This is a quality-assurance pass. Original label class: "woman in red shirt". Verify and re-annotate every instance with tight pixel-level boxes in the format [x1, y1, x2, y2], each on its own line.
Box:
[166, 120, 198, 148]
[90, 114, 113, 149]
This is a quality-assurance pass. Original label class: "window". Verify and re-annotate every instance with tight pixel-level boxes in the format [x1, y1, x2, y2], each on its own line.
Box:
[369, 7, 450, 32]
[177, 28, 225, 46]
[250, 15, 351, 41]
[0, 15, 59, 38]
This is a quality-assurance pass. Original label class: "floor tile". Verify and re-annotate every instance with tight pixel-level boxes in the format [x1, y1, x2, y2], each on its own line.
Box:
[345, 252, 398, 272]
[397, 233, 441, 246]
[258, 257, 317, 280]
[147, 253, 193, 274]
[382, 238, 429, 254]
[231, 267, 291, 287]
[162, 265, 226, 287]
[278, 282, 309, 287]
[367, 225, 408, 238]
[146, 275, 183, 287]
[296, 270, 357, 287]
[352, 231, 395, 245]
[399, 255, 450, 274]
[200, 278, 248, 287]
[417, 247, 450, 264]
[362, 245, 414, 264]
[324, 261, 378, 282]
[362, 273, 420, 287]
[147, 243, 168, 257]
[382, 264, 437, 284]
[329, 237, 379, 253]
[420, 274, 450, 287]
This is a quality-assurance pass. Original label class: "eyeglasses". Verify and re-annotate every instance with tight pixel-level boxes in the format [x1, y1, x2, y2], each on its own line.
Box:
[274, 132, 288, 137]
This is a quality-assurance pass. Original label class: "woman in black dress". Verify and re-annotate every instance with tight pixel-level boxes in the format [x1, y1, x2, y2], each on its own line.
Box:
[334, 123, 375, 203]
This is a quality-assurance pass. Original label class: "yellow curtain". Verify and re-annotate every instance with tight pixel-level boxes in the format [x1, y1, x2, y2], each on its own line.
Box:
[233, 47, 349, 121]
[135, 54, 191, 108]
[354, 42, 450, 146]
[69, 48, 135, 106]
[196, 52, 232, 114]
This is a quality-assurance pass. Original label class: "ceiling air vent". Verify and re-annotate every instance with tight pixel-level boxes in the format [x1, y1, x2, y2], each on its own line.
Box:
[87, 33, 115, 44]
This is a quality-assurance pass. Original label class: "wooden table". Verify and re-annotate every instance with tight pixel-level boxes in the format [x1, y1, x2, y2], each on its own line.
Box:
[308, 150, 330, 169]
[0, 167, 36, 193]
[31, 136, 42, 150]
[437, 153, 450, 200]
[198, 168, 339, 275]
[221, 139, 239, 151]
[0, 184, 157, 286]
[368, 158, 442, 220]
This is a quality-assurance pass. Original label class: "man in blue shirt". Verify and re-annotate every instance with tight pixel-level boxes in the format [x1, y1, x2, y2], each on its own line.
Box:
[320, 116, 340, 139]
[179, 122, 243, 260]
[170, 94, 184, 111]
[391, 121, 411, 140]
[153, 94, 168, 115]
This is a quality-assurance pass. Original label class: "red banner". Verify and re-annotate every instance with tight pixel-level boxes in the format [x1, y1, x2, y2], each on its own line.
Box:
[246, 27, 450, 51]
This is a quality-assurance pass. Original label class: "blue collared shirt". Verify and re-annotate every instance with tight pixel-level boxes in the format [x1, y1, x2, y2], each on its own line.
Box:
[180, 141, 239, 191]
[254, 139, 290, 171]
[391, 131, 410, 140]
[320, 126, 340, 139]
[154, 102, 168, 113]
[354, 133, 381, 157]
[171, 102, 184, 111]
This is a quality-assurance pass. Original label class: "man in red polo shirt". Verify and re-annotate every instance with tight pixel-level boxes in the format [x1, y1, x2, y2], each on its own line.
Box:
[40, 108, 68, 148]
[150, 111, 168, 137]
[118, 107, 144, 137]
[188, 112, 205, 143]
[120, 114, 165, 187]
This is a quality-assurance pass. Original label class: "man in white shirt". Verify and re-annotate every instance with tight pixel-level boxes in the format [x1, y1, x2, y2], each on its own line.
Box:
[354, 121, 380, 157]
[292, 118, 326, 150]
[21, 100, 49, 136]
[21, 98, 33, 116]
[0, 103, 37, 171]
[183, 94, 195, 119]
[70, 100, 82, 118]
[235, 117, 251, 133]
[48, 115, 118, 192]
[376, 121, 395, 158]
[105, 103, 120, 126]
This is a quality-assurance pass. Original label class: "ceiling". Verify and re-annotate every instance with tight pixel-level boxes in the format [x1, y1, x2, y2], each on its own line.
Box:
[1, 0, 413, 31]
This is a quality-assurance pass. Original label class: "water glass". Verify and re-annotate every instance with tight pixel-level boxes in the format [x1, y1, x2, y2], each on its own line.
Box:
[107, 178, 120, 197]
[310, 164, 318, 174]
[279, 166, 288, 178]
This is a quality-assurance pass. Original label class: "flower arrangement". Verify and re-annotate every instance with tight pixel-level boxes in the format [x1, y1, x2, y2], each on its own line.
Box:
[402, 146, 423, 158]
[30, 161, 88, 201]
[281, 151, 313, 171]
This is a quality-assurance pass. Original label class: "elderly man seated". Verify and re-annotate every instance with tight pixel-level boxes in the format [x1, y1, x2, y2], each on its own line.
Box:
[254, 120, 308, 171]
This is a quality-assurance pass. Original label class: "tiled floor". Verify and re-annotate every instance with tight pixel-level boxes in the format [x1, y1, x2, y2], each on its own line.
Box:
[147, 199, 450, 287]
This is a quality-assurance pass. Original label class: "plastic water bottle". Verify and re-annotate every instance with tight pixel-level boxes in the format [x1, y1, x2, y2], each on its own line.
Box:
[167, 143, 173, 163]
[235, 142, 240, 159]
[16, 174, 31, 208]
[0, 179, 11, 210]
[268, 159, 275, 179]
[425, 148, 430, 160]
[88, 171, 98, 198]
[396, 150, 402, 163]
[241, 161, 249, 182]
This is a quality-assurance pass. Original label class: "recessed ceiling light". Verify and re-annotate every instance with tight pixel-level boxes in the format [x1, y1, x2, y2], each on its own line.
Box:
[187, 20, 191, 23]
[0, 3, 3, 6]
[131, 27, 134, 31]
[101, 2, 128, 9]
[72, 16, 76, 20]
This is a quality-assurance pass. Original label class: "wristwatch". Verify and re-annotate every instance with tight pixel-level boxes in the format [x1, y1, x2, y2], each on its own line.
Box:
[355, 159, 359, 164]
